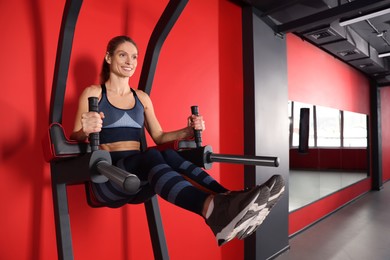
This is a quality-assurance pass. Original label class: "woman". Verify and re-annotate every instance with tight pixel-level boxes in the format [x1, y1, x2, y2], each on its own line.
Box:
[70, 35, 284, 246]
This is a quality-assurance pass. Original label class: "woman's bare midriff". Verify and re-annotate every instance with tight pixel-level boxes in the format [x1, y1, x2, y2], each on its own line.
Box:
[100, 140, 141, 152]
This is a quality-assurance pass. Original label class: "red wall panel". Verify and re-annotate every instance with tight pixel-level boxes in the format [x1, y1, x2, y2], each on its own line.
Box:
[288, 34, 370, 114]
[381, 88, 390, 181]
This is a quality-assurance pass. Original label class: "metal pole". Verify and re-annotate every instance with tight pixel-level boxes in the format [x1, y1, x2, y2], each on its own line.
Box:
[207, 153, 279, 167]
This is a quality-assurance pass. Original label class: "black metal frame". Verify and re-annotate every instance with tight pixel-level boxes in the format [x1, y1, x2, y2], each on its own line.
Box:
[48, 0, 188, 259]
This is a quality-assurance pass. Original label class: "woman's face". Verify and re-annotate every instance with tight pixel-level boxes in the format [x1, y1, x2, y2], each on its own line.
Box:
[107, 41, 138, 78]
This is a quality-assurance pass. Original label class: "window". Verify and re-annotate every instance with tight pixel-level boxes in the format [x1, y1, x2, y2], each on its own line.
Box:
[343, 111, 367, 147]
[289, 101, 367, 148]
[316, 106, 341, 147]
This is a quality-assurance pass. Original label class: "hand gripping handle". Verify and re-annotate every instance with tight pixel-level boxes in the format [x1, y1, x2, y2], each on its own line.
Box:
[191, 105, 202, 147]
[88, 97, 99, 151]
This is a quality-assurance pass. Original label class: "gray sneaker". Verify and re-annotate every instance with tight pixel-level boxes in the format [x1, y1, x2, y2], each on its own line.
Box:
[205, 184, 270, 246]
[237, 175, 285, 239]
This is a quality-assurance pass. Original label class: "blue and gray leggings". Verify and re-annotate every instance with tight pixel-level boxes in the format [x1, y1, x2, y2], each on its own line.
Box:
[91, 148, 228, 216]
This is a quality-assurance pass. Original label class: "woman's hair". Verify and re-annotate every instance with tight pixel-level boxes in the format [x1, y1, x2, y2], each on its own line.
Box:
[100, 35, 138, 84]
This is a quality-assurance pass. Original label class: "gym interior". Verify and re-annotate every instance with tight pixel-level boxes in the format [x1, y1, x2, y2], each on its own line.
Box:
[1, 0, 390, 259]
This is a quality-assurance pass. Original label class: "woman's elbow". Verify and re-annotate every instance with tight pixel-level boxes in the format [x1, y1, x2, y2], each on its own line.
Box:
[151, 133, 165, 145]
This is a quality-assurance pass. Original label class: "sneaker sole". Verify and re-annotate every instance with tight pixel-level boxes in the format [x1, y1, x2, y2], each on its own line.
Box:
[237, 207, 270, 239]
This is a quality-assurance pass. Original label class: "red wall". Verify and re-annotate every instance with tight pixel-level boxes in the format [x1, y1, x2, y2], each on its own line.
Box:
[0, 0, 245, 259]
[287, 34, 372, 235]
[381, 88, 390, 181]
[288, 35, 370, 113]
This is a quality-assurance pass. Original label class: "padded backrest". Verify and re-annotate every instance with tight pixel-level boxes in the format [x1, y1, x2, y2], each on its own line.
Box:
[43, 123, 90, 162]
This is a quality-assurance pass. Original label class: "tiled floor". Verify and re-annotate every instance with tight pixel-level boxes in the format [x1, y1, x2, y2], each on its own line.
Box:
[277, 181, 390, 260]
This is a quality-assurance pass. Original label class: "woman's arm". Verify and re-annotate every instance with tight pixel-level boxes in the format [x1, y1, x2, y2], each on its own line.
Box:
[137, 90, 205, 145]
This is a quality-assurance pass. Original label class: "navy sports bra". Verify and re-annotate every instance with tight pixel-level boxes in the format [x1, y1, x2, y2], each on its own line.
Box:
[99, 84, 144, 144]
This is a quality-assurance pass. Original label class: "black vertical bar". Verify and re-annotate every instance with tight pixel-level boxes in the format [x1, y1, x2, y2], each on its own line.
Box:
[370, 81, 383, 190]
[242, 5, 257, 192]
[51, 176, 74, 260]
[138, 0, 189, 95]
[298, 108, 310, 153]
[49, 0, 83, 124]
[144, 197, 169, 260]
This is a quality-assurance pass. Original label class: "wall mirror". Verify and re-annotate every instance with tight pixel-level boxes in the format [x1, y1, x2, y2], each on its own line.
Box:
[288, 101, 369, 211]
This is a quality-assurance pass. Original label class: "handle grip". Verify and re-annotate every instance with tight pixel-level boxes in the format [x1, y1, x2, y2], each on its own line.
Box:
[88, 97, 99, 152]
[191, 105, 202, 147]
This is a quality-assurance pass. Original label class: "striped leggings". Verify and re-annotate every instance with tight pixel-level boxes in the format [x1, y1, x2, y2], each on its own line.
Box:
[91, 148, 228, 216]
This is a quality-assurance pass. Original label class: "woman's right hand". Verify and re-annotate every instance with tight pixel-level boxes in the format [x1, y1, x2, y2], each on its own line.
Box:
[80, 111, 105, 136]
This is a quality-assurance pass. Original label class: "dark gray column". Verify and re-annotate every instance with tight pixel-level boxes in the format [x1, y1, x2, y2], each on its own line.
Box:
[370, 81, 383, 190]
[242, 6, 290, 260]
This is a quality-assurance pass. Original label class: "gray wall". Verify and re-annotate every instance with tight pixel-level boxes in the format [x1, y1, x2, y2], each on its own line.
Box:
[242, 6, 290, 260]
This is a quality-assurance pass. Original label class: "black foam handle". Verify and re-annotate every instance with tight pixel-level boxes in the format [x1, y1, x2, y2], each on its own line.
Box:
[88, 97, 99, 152]
[191, 105, 202, 147]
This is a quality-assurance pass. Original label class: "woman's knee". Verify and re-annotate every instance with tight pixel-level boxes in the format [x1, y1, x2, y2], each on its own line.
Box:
[161, 148, 186, 169]
[143, 148, 165, 161]
[161, 148, 176, 158]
